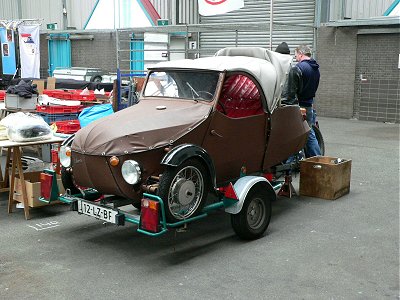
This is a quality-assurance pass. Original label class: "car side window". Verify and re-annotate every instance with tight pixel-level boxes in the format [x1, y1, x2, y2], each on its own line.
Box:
[217, 74, 263, 118]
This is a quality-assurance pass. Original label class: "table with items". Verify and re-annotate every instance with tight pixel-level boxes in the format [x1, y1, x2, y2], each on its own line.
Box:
[0, 136, 64, 220]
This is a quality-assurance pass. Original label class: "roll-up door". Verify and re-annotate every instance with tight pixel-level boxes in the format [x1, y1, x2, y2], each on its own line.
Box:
[199, 0, 315, 56]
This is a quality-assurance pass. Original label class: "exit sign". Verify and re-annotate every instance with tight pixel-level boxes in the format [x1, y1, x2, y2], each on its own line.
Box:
[157, 19, 169, 26]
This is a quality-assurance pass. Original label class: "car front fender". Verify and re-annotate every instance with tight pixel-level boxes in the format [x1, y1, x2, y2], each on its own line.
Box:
[161, 144, 217, 188]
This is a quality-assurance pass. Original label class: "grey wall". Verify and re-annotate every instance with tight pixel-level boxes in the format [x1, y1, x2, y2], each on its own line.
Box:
[316, 26, 399, 122]
[355, 33, 400, 123]
[71, 32, 117, 72]
[316, 26, 358, 119]
[39, 32, 117, 77]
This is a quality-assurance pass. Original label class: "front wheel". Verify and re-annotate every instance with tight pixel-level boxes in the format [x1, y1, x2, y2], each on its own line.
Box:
[231, 186, 272, 240]
[157, 159, 209, 223]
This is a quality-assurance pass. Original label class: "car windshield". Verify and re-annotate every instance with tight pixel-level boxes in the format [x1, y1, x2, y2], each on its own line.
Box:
[143, 70, 220, 101]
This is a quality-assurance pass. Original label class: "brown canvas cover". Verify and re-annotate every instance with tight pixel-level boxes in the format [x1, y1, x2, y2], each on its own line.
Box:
[72, 99, 212, 156]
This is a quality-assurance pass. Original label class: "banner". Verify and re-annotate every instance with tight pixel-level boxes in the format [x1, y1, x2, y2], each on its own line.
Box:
[19, 25, 40, 78]
[0, 27, 17, 75]
[198, 0, 244, 16]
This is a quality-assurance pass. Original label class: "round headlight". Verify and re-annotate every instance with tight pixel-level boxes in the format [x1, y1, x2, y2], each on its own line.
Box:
[59, 146, 71, 167]
[121, 160, 141, 185]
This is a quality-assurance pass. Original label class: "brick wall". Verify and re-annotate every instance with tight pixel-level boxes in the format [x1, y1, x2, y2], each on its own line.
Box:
[316, 26, 399, 122]
[39, 32, 118, 77]
[315, 26, 358, 119]
[71, 32, 117, 73]
[355, 33, 399, 123]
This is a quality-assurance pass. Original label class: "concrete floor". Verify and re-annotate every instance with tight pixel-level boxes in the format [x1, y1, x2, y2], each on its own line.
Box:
[0, 117, 399, 300]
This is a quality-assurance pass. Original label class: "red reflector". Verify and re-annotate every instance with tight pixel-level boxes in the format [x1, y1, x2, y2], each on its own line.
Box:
[224, 182, 238, 200]
[40, 173, 53, 200]
[140, 198, 160, 233]
[264, 173, 273, 181]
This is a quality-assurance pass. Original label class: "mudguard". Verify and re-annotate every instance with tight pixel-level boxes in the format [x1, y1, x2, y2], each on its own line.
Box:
[225, 176, 276, 214]
[161, 144, 217, 187]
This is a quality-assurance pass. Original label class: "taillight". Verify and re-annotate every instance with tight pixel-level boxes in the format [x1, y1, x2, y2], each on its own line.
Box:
[140, 198, 160, 233]
[40, 172, 53, 200]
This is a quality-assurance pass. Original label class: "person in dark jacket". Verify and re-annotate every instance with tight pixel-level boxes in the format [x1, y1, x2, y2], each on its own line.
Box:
[286, 44, 321, 157]
[275, 41, 290, 55]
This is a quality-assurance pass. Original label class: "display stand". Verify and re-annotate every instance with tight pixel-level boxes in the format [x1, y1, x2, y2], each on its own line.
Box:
[0, 136, 64, 220]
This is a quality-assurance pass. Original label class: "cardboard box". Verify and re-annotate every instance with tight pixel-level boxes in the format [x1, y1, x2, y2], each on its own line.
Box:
[12, 172, 65, 207]
[32, 79, 45, 94]
[299, 156, 352, 200]
[46, 77, 56, 90]
[5, 94, 38, 110]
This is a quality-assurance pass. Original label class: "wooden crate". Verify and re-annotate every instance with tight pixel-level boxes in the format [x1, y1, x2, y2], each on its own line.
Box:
[299, 156, 352, 200]
[11, 172, 65, 207]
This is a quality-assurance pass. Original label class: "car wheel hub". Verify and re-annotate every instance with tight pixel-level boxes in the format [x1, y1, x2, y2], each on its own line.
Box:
[247, 198, 265, 229]
[172, 178, 196, 206]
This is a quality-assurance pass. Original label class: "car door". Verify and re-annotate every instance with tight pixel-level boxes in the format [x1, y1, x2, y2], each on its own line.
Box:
[202, 73, 267, 183]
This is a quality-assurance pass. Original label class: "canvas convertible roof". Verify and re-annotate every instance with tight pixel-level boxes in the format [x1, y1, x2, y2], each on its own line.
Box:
[150, 47, 292, 112]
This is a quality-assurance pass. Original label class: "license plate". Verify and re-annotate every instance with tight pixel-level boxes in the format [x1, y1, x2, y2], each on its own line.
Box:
[77, 200, 118, 224]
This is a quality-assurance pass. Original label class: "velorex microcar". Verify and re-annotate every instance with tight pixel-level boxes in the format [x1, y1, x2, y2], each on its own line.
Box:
[40, 47, 324, 240]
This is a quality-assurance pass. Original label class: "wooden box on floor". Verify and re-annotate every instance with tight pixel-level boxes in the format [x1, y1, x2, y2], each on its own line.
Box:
[11, 172, 65, 207]
[299, 156, 352, 200]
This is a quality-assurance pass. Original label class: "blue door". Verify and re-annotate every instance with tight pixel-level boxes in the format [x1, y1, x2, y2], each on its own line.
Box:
[48, 33, 71, 76]
[130, 35, 144, 76]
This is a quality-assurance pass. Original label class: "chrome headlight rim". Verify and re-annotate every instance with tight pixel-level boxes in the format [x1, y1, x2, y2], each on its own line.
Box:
[121, 160, 142, 185]
[59, 146, 71, 168]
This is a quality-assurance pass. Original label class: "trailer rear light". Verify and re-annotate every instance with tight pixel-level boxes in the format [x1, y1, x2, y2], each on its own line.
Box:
[40, 173, 53, 200]
[140, 198, 160, 233]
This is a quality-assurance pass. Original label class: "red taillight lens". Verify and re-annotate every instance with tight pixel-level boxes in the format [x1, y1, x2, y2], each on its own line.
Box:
[40, 173, 53, 200]
[140, 198, 160, 233]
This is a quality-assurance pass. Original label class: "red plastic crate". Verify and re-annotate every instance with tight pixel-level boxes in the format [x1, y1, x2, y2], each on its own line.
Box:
[36, 104, 84, 114]
[43, 89, 110, 101]
[55, 120, 81, 134]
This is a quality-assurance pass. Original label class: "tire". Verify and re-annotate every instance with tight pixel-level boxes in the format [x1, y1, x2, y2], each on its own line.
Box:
[304, 125, 325, 158]
[90, 75, 102, 83]
[61, 166, 80, 195]
[231, 186, 272, 240]
[313, 125, 325, 156]
[157, 159, 209, 223]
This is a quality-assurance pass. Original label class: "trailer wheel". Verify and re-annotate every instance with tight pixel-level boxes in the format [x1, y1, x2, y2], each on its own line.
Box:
[158, 159, 209, 223]
[231, 186, 271, 240]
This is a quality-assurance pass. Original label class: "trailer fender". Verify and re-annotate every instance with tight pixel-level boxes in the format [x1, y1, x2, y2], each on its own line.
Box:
[225, 176, 276, 214]
[161, 144, 217, 188]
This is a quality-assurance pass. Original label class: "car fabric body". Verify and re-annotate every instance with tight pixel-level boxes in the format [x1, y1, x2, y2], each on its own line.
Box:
[69, 47, 310, 203]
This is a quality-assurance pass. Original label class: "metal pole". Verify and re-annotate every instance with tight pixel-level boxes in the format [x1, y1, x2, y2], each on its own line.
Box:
[269, 0, 274, 50]
[62, 0, 68, 30]
[314, 0, 322, 60]
[17, 0, 22, 19]
[339, 0, 345, 20]
[116, 29, 120, 69]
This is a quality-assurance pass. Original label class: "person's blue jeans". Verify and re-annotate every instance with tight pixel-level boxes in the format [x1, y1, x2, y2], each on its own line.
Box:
[304, 106, 321, 157]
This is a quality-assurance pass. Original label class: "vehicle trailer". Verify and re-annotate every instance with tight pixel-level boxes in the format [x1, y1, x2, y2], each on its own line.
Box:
[41, 169, 294, 240]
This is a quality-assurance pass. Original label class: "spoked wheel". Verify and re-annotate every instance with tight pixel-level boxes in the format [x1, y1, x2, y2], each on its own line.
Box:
[231, 187, 271, 240]
[158, 159, 209, 223]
